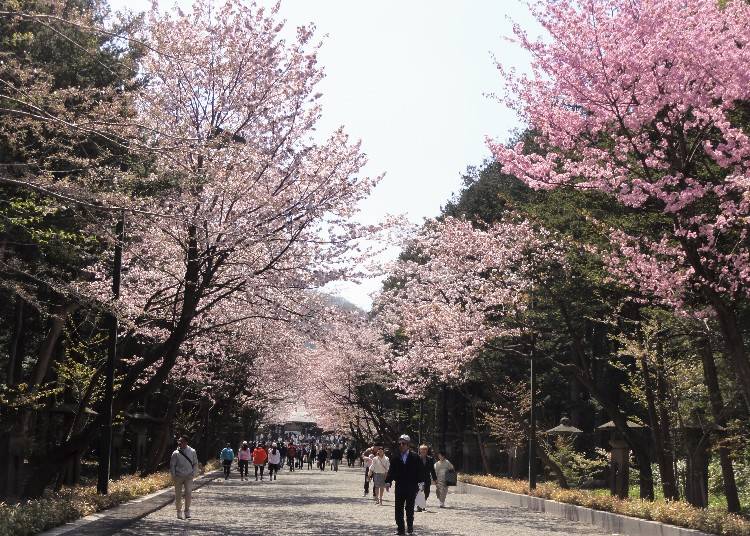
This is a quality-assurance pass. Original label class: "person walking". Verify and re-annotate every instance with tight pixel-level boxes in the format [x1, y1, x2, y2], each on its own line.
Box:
[252, 443, 268, 481]
[237, 441, 251, 481]
[369, 446, 390, 505]
[268, 442, 281, 481]
[296, 446, 304, 469]
[317, 445, 328, 470]
[331, 445, 341, 472]
[434, 450, 455, 508]
[417, 444, 437, 511]
[308, 444, 316, 469]
[385, 435, 421, 535]
[287, 442, 296, 472]
[362, 446, 375, 498]
[220, 443, 234, 480]
[170, 436, 198, 520]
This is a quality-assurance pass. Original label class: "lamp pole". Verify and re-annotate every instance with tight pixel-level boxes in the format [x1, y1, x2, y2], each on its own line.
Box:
[529, 331, 537, 490]
[98, 211, 124, 495]
[528, 282, 537, 490]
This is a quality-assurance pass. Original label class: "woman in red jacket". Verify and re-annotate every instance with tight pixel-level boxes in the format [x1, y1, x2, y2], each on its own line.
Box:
[252, 443, 268, 481]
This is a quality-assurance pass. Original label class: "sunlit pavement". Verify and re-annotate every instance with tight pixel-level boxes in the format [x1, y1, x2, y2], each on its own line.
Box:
[110, 465, 615, 536]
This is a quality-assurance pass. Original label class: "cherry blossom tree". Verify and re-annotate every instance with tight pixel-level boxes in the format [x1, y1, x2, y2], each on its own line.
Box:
[376, 216, 564, 397]
[19, 0, 385, 489]
[491, 0, 750, 405]
[91, 0, 381, 413]
[295, 307, 392, 439]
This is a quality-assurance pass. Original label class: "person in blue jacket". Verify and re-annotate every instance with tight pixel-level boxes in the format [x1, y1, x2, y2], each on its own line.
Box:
[220, 443, 235, 480]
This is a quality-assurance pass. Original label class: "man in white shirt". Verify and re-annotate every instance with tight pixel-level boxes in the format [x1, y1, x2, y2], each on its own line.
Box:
[170, 436, 198, 519]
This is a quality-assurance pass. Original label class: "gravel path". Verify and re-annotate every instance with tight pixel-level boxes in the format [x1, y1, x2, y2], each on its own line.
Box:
[113, 464, 616, 536]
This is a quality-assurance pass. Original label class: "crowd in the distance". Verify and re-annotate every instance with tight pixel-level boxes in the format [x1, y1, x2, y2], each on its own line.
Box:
[216, 438, 356, 481]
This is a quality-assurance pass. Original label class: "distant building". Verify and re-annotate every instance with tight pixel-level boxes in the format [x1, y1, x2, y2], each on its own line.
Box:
[283, 407, 320, 436]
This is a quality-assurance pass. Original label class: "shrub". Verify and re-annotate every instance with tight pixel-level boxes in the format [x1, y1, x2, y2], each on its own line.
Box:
[0, 464, 218, 536]
[459, 474, 750, 536]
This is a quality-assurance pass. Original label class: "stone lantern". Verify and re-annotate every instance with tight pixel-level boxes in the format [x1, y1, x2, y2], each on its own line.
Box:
[545, 417, 584, 484]
[125, 411, 162, 473]
[597, 419, 644, 499]
[545, 416, 584, 436]
[47, 403, 98, 485]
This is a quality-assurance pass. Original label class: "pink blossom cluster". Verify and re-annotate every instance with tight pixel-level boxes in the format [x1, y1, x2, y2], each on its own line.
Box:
[491, 0, 750, 309]
[375, 217, 566, 397]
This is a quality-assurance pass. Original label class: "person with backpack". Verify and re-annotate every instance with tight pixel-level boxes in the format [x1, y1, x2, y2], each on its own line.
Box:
[170, 436, 198, 520]
[268, 442, 281, 481]
[434, 450, 456, 508]
[252, 443, 268, 481]
[237, 441, 251, 481]
[220, 443, 234, 480]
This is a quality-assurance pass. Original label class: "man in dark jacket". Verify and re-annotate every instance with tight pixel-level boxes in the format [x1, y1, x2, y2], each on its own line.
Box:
[385, 434, 421, 535]
[316, 445, 328, 470]
[417, 444, 437, 511]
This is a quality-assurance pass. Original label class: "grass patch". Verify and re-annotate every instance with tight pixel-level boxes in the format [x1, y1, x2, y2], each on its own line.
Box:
[459, 474, 750, 536]
[0, 461, 220, 536]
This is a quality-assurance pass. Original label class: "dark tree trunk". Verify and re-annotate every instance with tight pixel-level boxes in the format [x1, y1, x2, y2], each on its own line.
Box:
[640, 355, 679, 500]
[698, 338, 741, 513]
[682, 240, 750, 411]
[143, 400, 177, 475]
[7, 295, 26, 386]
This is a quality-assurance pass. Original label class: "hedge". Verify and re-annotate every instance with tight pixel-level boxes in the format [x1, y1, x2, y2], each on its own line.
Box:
[0, 461, 219, 536]
[459, 474, 750, 536]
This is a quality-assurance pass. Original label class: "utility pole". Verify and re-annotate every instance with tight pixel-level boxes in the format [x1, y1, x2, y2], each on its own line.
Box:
[98, 212, 124, 495]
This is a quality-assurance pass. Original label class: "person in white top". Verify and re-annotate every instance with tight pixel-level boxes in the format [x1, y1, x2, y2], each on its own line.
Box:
[170, 436, 199, 519]
[434, 450, 456, 508]
[362, 446, 376, 497]
[369, 446, 390, 505]
[268, 443, 282, 481]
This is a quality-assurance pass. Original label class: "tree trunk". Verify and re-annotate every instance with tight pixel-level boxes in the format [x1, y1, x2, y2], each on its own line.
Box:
[682, 241, 750, 411]
[582, 378, 654, 499]
[143, 400, 177, 475]
[29, 303, 77, 389]
[698, 338, 741, 513]
[640, 355, 679, 500]
[7, 295, 25, 386]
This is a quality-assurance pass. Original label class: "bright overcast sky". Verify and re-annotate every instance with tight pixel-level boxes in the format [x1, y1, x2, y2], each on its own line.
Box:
[109, 0, 540, 309]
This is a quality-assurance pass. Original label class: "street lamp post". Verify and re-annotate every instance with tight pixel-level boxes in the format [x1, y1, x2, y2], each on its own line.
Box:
[529, 332, 536, 490]
[97, 212, 124, 495]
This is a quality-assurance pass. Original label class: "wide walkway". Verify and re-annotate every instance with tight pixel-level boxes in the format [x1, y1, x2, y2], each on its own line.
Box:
[107, 464, 615, 536]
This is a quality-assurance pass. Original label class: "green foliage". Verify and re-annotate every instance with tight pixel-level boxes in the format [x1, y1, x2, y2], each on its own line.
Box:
[0, 471, 173, 536]
[546, 436, 608, 486]
[0, 383, 61, 412]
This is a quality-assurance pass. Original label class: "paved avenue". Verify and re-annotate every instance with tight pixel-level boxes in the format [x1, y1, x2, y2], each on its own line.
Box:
[109, 465, 615, 536]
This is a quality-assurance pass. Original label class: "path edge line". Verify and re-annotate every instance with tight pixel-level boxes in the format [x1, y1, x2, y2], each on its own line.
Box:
[459, 482, 713, 536]
[38, 470, 222, 536]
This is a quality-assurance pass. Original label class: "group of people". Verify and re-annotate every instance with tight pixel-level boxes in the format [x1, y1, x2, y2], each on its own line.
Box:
[170, 433, 456, 535]
[217, 440, 355, 482]
[362, 435, 456, 535]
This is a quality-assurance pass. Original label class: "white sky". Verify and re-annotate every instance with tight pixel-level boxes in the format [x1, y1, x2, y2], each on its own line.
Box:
[109, 0, 539, 309]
